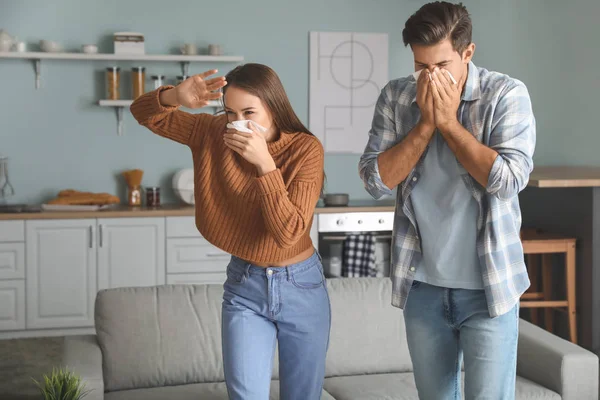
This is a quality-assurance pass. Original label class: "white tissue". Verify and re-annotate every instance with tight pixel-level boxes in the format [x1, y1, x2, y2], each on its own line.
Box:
[226, 120, 267, 133]
[411, 69, 457, 84]
[445, 70, 457, 85]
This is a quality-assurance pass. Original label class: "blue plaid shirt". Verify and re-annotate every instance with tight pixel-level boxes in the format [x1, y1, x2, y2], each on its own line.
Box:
[359, 62, 536, 317]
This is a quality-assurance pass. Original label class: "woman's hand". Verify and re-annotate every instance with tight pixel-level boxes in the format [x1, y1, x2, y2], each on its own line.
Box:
[223, 122, 276, 176]
[160, 69, 227, 108]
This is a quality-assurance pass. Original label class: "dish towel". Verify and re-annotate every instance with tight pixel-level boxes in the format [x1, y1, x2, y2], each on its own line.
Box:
[342, 234, 377, 277]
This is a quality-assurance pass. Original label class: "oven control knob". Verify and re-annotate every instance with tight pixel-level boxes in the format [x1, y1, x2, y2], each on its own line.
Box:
[379, 219, 385, 224]
[336, 219, 344, 226]
[358, 220, 363, 224]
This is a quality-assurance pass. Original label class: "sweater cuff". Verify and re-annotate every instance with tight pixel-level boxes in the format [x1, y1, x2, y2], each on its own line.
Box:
[153, 85, 179, 112]
[255, 169, 286, 195]
[131, 85, 179, 116]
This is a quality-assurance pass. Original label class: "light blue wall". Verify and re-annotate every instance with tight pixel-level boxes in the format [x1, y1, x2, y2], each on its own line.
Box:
[1, 0, 597, 205]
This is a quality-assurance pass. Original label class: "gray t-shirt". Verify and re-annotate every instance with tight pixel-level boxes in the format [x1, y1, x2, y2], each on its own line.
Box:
[411, 131, 483, 290]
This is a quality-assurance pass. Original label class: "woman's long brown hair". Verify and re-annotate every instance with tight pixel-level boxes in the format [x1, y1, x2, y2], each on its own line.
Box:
[222, 63, 325, 195]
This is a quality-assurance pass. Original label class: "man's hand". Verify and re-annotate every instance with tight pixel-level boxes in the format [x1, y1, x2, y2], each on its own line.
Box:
[416, 69, 435, 133]
[430, 67, 464, 133]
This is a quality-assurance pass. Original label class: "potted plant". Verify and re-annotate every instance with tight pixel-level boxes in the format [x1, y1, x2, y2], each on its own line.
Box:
[32, 367, 92, 400]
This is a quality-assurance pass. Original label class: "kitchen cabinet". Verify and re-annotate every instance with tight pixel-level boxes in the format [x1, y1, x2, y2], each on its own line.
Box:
[0, 207, 355, 335]
[25, 219, 96, 329]
[23, 217, 165, 331]
[97, 218, 165, 290]
[0, 242, 25, 280]
[0, 220, 26, 331]
[0, 280, 25, 331]
[166, 217, 229, 284]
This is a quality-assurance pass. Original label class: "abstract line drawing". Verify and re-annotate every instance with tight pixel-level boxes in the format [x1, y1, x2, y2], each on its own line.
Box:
[309, 32, 388, 153]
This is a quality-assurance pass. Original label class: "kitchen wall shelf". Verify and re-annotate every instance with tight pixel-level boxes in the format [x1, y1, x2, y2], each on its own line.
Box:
[0, 51, 243, 89]
[98, 99, 222, 136]
[1, 51, 240, 136]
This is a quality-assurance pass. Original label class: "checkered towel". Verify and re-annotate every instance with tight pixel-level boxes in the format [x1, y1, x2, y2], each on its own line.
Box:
[342, 234, 377, 277]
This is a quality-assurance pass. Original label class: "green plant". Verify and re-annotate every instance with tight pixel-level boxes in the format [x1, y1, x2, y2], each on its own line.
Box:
[32, 367, 92, 400]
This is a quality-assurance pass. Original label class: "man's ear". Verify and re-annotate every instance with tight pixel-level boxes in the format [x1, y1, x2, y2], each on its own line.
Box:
[462, 43, 476, 64]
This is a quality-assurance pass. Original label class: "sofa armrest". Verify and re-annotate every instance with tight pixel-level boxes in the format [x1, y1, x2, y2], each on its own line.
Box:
[62, 335, 104, 400]
[517, 319, 598, 400]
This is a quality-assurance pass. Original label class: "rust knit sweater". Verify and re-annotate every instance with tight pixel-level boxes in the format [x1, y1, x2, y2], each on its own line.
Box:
[131, 87, 324, 264]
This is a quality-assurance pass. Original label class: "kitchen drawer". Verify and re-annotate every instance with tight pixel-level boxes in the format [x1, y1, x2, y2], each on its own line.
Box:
[0, 220, 25, 242]
[0, 243, 25, 280]
[167, 238, 230, 274]
[166, 216, 201, 238]
[166, 273, 227, 285]
[0, 280, 25, 331]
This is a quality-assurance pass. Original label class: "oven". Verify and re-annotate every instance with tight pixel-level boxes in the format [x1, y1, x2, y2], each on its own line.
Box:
[317, 212, 394, 278]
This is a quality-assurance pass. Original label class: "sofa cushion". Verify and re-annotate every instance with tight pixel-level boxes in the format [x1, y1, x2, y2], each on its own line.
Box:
[104, 381, 336, 400]
[324, 372, 418, 400]
[323, 373, 561, 400]
[95, 285, 225, 392]
[325, 278, 413, 377]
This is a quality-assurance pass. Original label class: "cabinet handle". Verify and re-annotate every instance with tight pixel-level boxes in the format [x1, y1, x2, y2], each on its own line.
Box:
[206, 253, 227, 257]
[99, 224, 103, 248]
[89, 226, 93, 248]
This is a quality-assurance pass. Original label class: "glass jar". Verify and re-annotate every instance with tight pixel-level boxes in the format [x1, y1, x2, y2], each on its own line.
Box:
[127, 185, 142, 206]
[176, 75, 189, 85]
[151, 75, 165, 89]
[132, 67, 146, 99]
[106, 67, 120, 100]
[146, 187, 160, 207]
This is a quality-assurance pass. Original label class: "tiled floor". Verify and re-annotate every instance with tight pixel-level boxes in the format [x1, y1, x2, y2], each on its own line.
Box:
[0, 337, 63, 399]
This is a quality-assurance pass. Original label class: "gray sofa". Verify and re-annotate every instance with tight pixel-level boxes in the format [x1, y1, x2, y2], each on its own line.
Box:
[63, 278, 599, 399]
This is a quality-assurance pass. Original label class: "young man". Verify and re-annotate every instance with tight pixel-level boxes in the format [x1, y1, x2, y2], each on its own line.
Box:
[359, 2, 536, 399]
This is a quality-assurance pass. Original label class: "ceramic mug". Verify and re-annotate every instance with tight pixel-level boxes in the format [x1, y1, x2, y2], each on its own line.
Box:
[180, 43, 197, 55]
[208, 44, 222, 56]
[13, 42, 26, 52]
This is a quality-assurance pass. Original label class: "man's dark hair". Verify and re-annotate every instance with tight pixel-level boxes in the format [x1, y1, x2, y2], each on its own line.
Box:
[402, 2, 472, 53]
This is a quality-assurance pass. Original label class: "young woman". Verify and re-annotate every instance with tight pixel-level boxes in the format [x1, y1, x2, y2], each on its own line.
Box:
[131, 64, 330, 400]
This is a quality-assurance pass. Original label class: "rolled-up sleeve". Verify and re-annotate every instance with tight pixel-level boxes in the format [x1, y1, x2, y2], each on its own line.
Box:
[486, 82, 536, 200]
[359, 83, 397, 199]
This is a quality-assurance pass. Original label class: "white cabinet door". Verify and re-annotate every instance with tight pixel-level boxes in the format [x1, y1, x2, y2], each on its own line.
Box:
[0, 220, 24, 242]
[0, 242, 25, 280]
[26, 219, 97, 329]
[166, 238, 229, 274]
[0, 280, 25, 331]
[97, 218, 165, 290]
[166, 216, 201, 238]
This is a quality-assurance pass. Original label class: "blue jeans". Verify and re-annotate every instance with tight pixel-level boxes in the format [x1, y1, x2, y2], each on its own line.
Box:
[222, 251, 331, 400]
[404, 281, 519, 400]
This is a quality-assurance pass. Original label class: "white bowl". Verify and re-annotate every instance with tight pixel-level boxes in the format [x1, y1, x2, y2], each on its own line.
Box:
[39, 40, 62, 53]
[81, 44, 98, 54]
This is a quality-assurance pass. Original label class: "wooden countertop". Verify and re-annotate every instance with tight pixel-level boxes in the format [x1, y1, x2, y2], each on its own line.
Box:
[0, 201, 396, 220]
[528, 166, 600, 188]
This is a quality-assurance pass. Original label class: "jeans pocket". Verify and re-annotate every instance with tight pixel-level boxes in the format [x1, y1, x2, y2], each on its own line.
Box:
[291, 264, 324, 289]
